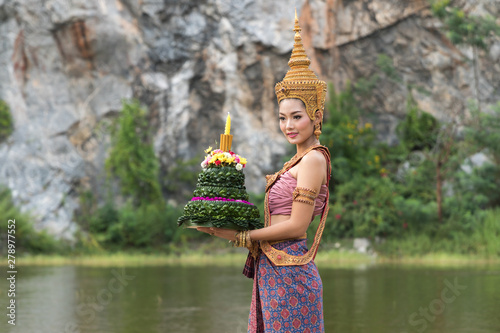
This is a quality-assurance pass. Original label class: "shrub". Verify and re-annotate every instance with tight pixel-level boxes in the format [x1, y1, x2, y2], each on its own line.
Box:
[396, 94, 439, 152]
[0, 99, 14, 142]
[0, 187, 67, 254]
[87, 200, 184, 251]
[106, 99, 162, 206]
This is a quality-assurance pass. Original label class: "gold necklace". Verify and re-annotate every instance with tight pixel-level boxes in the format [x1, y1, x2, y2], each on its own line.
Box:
[282, 144, 321, 170]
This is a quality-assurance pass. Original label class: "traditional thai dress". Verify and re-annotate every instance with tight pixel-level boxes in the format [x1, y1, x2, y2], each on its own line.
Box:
[245, 145, 331, 333]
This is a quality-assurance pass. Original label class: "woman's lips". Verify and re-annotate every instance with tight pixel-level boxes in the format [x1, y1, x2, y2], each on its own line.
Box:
[287, 133, 298, 138]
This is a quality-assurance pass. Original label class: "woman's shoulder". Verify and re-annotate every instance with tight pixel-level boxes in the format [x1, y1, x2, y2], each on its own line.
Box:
[301, 149, 327, 166]
[297, 149, 327, 176]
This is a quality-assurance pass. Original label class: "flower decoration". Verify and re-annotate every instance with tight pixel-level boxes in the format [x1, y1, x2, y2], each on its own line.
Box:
[202, 148, 247, 170]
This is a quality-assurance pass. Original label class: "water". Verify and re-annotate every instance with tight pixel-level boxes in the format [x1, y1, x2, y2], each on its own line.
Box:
[1, 263, 499, 333]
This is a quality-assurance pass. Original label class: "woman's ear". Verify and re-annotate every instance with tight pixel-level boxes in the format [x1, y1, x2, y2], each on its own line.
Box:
[314, 110, 323, 126]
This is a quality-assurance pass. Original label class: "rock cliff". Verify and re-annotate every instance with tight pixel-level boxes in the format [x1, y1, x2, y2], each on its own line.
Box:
[0, 0, 498, 238]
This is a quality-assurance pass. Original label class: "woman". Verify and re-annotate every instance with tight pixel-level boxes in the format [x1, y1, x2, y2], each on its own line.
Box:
[198, 11, 330, 333]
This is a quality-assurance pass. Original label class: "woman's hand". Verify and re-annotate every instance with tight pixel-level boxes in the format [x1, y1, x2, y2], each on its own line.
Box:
[196, 227, 238, 242]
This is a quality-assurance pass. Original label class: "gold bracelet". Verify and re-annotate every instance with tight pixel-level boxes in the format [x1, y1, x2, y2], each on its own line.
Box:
[240, 231, 247, 247]
[233, 231, 252, 248]
[231, 230, 258, 250]
[233, 232, 240, 247]
[245, 231, 252, 248]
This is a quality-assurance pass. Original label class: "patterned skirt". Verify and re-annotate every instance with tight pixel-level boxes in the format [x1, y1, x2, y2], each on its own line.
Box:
[247, 239, 324, 333]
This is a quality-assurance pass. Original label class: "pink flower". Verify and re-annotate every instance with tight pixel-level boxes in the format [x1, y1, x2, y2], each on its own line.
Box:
[353, 200, 358, 205]
[335, 214, 341, 220]
[403, 223, 408, 229]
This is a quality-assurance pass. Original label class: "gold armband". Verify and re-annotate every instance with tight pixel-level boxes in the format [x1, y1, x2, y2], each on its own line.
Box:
[292, 187, 318, 206]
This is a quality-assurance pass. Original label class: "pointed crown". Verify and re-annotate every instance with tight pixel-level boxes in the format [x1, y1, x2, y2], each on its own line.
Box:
[275, 10, 327, 122]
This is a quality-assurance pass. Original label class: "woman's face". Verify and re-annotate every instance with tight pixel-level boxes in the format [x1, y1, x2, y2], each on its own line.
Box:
[278, 99, 315, 146]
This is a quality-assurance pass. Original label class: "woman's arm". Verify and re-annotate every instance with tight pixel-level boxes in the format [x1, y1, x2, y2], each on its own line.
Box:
[250, 150, 326, 240]
[199, 150, 327, 242]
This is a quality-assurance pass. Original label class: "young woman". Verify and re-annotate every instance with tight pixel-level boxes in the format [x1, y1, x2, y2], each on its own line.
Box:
[198, 12, 331, 333]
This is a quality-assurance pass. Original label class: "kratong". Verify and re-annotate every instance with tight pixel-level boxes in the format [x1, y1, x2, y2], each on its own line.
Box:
[177, 114, 262, 230]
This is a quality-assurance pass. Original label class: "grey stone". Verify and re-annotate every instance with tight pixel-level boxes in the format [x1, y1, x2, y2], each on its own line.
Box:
[353, 238, 371, 254]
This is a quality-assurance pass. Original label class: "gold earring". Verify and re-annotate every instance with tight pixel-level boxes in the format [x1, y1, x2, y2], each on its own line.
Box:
[314, 124, 321, 140]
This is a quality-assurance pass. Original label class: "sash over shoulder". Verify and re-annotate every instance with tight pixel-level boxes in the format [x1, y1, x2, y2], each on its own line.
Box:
[260, 144, 331, 266]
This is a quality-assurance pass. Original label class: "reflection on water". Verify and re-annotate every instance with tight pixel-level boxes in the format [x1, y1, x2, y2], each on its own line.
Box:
[1, 263, 499, 333]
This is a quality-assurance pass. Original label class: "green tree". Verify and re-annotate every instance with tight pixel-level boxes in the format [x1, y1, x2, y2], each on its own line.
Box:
[322, 83, 405, 238]
[461, 102, 500, 208]
[396, 94, 439, 152]
[106, 100, 162, 206]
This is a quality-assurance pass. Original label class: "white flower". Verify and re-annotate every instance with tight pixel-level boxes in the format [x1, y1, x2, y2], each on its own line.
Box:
[201, 160, 208, 168]
[224, 152, 232, 159]
[235, 163, 243, 171]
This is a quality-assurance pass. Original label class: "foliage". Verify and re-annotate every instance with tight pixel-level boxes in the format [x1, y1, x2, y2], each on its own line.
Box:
[430, 0, 500, 112]
[322, 76, 500, 241]
[87, 200, 185, 251]
[324, 176, 402, 239]
[77, 98, 192, 252]
[375, 54, 402, 83]
[164, 157, 202, 196]
[0, 99, 14, 142]
[106, 99, 162, 206]
[178, 166, 262, 230]
[196, 166, 246, 189]
[178, 200, 262, 230]
[396, 94, 439, 152]
[465, 102, 500, 164]
[322, 83, 405, 238]
[431, 0, 500, 49]
[459, 102, 500, 208]
[0, 187, 67, 254]
[375, 208, 500, 257]
[323, 82, 384, 187]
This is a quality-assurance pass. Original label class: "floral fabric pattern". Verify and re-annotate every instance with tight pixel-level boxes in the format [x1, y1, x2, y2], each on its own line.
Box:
[248, 239, 324, 333]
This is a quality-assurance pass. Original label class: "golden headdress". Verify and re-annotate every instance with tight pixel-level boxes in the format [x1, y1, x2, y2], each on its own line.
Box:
[275, 10, 327, 132]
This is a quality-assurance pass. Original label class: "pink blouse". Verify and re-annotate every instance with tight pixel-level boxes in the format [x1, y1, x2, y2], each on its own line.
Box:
[268, 171, 328, 217]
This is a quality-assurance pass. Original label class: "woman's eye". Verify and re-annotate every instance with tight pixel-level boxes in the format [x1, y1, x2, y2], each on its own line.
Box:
[294, 116, 301, 119]
[279, 117, 285, 121]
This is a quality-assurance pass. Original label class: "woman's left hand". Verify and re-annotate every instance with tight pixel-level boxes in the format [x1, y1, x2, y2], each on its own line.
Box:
[197, 227, 238, 242]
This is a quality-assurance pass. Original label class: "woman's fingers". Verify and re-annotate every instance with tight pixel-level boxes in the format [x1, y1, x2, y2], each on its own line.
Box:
[196, 227, 237, 241]
[197, 227, 215, 235]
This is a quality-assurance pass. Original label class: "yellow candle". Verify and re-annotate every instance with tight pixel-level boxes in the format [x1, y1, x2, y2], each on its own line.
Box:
[224, 112, 231, 135]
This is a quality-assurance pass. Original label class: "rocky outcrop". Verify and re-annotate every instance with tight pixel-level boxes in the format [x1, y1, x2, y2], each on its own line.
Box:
[0, 0, 498, 238]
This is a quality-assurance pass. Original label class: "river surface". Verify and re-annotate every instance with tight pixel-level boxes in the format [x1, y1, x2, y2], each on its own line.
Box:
[1, 263, 499, 333]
